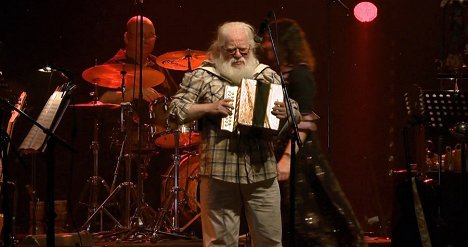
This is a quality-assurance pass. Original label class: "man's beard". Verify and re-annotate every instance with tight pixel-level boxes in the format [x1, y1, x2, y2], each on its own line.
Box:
[214, 53, 258, 85]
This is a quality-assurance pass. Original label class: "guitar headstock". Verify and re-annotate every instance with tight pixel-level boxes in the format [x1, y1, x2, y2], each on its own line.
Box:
[9, 91, 27, 124]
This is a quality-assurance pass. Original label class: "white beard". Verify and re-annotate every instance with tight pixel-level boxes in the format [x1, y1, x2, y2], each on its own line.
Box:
[214, 53, 258, 85]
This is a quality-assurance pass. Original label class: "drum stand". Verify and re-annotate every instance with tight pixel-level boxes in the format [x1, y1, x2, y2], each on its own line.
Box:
[115, 151, 158, 242]
[85, 102, 158, 242]
[151, 130, 199, 241]
[77, 103, 114, 232]
[81, 131, 129, 235]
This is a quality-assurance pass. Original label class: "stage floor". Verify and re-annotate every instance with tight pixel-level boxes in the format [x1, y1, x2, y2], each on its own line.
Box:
[16, 232, 390, 247]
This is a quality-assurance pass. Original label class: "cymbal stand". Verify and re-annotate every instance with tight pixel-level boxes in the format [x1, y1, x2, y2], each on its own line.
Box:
[103, 108, 157, 241]
[83, 102, 137, 239]
[185, 49, 193, 72]
[78, 88, 112, 232]
[115, 151, 158, 242]
[151, 130, 194, 241]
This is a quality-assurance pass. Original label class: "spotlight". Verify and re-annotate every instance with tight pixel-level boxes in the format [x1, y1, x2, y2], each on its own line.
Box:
[38, 66, 53, 73]
[354, 2, 378, 23]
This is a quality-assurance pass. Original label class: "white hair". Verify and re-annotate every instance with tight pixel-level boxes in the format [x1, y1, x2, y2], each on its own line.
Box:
[208, 21, 258, 59]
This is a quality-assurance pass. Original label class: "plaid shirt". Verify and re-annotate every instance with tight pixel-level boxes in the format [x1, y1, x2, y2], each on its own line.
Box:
[169, 61, 300, 184]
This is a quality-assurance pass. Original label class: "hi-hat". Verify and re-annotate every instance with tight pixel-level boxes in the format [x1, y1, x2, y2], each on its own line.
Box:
[156, 49, 206, 71]
[70, 101, 120, 109]
[82, 64, 165, 89]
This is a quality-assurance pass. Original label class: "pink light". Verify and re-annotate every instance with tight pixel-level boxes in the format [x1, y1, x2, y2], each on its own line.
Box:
[354, 2, 378, 23]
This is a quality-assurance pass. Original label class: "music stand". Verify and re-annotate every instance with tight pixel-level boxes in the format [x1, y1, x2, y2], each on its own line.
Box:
[422, 90, 468, 130]
[14, 81, 76, 247]
[422, 90, 468, 174]
[421, 90, 468, 245]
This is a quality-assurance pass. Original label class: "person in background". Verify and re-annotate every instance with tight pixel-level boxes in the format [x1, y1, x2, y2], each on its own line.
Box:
[97, 16, 178, 221]
[100, 15, 177, 104]
[261, 18, 366, 246]
[169, 21, 300, 246]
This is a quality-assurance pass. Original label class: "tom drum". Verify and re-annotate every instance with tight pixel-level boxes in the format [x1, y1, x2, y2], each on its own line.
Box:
[149, 97, 200, 149]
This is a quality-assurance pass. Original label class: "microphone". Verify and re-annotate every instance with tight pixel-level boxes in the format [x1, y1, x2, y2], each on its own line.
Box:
[254, 10, 273, 43]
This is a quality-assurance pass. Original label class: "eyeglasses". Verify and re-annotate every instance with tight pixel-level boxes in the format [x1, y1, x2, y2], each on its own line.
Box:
[222, 46, 250, 56]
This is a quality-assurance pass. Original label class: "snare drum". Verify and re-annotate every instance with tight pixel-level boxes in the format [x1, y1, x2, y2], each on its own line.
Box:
[149, 97, 200, 149]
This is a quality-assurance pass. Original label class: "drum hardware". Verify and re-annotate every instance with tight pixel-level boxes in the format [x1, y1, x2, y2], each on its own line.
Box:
[80, 59, 161, 240]
[151, 131, 200, 241]
[104, 106, 159, 241]
[82, 103, 134, 235]
[83, 152, 138, 240]
[76, 92, 115, 232]
[83, 102, 158, 241]
[118, 152, 159, 241]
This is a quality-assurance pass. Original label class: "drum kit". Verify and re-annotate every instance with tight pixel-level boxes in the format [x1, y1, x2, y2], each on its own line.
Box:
[72, 49, 206, 241]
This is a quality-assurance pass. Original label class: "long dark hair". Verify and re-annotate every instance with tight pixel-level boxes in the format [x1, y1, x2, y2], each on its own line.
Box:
[271, 18, 316, 72]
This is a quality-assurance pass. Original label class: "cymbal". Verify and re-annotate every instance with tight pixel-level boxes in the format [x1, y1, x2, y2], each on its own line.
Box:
[70, 101, 120, 109]
[82, 64, 165, 89]
[156, 49, 207, 71]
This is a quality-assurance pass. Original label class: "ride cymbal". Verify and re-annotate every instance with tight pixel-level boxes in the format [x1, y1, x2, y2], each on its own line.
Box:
[156, 49, 206, 71]
[82, 63, 165, 89]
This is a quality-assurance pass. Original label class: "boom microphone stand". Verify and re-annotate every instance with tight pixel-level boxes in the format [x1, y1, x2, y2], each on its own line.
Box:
[263, 13, 302, 247]
[0, 127, 14, 246]
[118, 7, 154, 241]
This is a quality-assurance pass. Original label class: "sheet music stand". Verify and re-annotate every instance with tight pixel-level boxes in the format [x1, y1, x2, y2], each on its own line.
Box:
[422, 90, 468, 131]
[422, 90, 468, 172]
[422, 90, 468, 245]
[18, 82, 75, 247]
[423, 90, 467, 187]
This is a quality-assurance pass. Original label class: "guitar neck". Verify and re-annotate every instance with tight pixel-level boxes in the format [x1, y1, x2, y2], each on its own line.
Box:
[6, 91, 27, 154]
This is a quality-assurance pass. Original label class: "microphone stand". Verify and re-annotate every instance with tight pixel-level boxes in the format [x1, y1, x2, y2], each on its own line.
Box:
[265, 23, 302, 247]
[0, 97, 75, 247]
[135, 10, 145, 235]
[118, 5, 149, 240]
[0, 126, 14, 247]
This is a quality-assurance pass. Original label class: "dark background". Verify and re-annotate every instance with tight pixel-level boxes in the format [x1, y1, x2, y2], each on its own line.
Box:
[1, 0, 465, 242]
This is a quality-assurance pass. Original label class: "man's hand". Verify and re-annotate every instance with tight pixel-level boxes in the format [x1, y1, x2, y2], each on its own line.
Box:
[271, 101, 288, 119]
[277, 154, 290, 181]
[209, 98, 233, 117]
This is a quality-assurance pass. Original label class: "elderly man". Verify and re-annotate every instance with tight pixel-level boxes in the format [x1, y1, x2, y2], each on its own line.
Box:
[169, 21, 300, 247]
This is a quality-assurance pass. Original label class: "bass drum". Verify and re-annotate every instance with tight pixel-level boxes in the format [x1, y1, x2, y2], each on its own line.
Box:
[161, 153, 201, 236]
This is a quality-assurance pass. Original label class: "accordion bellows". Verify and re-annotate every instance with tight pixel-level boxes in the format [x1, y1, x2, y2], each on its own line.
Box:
[221, 79, 284, 132]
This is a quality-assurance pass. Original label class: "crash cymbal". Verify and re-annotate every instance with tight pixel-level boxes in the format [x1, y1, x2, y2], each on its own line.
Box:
[156, 49, 207, 71]
[82, 64, 165, 89]
[70, 101, 120, 109]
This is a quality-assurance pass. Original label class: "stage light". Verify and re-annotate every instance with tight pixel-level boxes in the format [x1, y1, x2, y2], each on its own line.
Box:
[38, 66, 53, 73]
[354, 2, 378, 23]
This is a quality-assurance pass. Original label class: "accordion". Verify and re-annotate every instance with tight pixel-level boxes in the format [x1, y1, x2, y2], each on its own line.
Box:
[221, 78, 284, 132]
